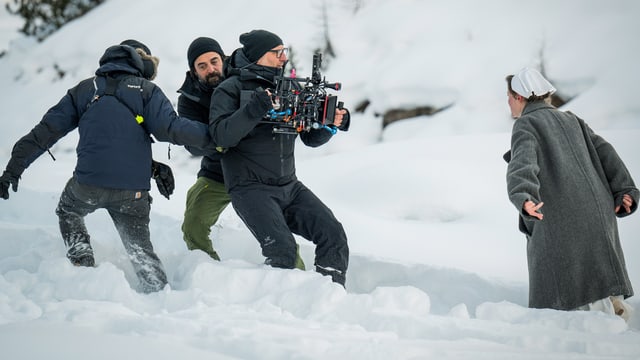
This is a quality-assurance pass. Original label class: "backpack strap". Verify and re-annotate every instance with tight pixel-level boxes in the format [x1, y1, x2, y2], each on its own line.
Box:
[86, 75, 156, 144]
[104, 76, 119, 96]
[90, 75, 153, 126]
[111, 75, 146, 126]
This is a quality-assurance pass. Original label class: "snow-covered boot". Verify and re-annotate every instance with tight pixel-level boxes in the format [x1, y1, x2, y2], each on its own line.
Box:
[66, 242, 95, 267]
[610, 296, 634, 322]
[316, 265, 346, 287]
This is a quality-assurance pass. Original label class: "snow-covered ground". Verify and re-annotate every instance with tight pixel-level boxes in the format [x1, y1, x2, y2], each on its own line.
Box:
[1, 0, 639, 359]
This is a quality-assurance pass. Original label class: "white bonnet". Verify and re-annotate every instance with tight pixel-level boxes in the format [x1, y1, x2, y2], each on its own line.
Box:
[511, 67, 556, 97]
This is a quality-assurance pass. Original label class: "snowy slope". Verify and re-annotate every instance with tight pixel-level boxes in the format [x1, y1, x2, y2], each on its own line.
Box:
[1, 0, 640, 359]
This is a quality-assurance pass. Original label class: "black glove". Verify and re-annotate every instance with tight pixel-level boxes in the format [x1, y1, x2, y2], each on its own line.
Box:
[336, 107, 351, 131]
[151, 160, 174, 199]
[0, 170, 20, 200]
[246, 87, 274, 118]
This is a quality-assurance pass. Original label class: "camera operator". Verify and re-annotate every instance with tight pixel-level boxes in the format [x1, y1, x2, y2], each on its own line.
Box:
[176, 36, 305, 270]
[209, 29, 350, 286]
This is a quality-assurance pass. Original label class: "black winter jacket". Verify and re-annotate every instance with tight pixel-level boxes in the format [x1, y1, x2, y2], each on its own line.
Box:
[7, 45, 214, 190]
[177, 71, 225, 183]
[209, 49, 334, 191]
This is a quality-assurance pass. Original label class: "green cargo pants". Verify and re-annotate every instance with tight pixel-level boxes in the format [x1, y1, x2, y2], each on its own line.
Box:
[181, 176, 305, 270]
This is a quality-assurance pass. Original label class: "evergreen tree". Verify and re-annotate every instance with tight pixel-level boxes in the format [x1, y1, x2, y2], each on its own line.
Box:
[6, 0, 105, 41]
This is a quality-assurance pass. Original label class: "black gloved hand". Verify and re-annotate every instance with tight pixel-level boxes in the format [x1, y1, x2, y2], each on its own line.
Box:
[151, 160, 174, 199]
[246, 87, 274, 119]
[0, 170, 20, 200]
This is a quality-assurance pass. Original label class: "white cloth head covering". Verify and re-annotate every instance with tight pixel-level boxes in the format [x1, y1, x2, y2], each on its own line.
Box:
[511, 67, 556, 97]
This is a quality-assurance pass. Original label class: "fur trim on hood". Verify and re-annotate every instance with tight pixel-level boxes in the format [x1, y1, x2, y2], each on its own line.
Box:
[136, 48, 159, 81]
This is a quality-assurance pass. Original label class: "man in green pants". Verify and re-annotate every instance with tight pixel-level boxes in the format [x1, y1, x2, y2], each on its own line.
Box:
[178, 37, 304, 269]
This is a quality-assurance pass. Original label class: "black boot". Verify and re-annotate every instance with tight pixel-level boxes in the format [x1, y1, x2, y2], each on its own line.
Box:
[67, 242, 95, 267]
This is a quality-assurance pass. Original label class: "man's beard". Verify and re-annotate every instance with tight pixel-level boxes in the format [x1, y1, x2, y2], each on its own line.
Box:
[202, 71, 223, 87]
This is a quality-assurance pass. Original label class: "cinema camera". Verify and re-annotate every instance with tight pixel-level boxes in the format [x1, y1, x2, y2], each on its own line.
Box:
[264, 52, 344, 134]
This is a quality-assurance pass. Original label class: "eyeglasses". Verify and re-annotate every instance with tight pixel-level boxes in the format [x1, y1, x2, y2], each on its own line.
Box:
[267, 48, 289, 58]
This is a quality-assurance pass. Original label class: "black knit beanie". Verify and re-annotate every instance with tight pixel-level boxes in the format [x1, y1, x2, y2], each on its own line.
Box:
[187, 37, 225, 71]
[120, 39, 151, 55]
[239, 29, 283, 63]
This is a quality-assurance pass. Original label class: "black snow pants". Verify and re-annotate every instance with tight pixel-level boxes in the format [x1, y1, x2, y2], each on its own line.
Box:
[230, 180, 349, 285]
[55, 177, 167, 293]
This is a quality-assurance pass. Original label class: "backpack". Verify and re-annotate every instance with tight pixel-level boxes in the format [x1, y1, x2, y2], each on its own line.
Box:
[73, 74, 160, 188]
[88, 74, 155, 132]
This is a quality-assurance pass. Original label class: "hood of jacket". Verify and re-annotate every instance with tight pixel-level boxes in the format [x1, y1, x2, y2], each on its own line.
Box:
[95, 45, 145, 78]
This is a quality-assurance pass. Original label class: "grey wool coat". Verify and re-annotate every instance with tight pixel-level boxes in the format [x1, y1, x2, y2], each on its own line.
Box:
[506, 100, 639, 310]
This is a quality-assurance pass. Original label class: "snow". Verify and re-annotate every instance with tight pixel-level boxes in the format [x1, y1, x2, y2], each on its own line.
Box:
[1, 0, 640, 359]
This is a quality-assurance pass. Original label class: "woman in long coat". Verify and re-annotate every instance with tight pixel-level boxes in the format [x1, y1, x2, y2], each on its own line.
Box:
[505, 68, 639, 317]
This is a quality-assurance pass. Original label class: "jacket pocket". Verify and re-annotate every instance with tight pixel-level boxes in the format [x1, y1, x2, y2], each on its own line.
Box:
[518, 215, 534, 236]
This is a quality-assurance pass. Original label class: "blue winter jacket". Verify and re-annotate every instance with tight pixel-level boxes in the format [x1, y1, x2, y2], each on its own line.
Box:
[7, 45, 215, 190]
